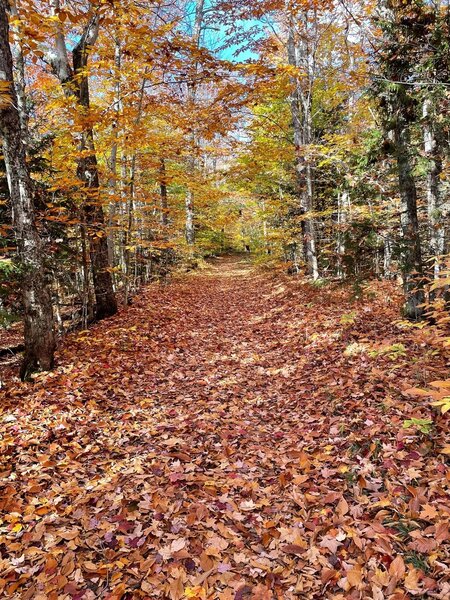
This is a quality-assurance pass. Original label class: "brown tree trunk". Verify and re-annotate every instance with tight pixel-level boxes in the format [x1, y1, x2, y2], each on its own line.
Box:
[72, 33, 117, 320]
[49, 2, 117, 320]
[394, 123, 424, 319]
[0, 0, 55, 379]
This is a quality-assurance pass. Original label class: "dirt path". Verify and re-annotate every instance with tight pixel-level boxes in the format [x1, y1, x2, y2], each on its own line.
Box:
[1, 258, 449, 599]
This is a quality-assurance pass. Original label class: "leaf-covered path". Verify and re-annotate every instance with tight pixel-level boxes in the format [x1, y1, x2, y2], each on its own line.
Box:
[1, 257, 450, 599]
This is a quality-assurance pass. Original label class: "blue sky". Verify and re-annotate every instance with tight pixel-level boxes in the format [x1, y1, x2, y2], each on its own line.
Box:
[189, 0, 262, 63]
[218, 19, 262, 63]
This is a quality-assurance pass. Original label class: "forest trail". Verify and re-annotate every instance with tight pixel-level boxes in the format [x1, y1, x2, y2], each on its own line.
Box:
[1, 259, 450, 599]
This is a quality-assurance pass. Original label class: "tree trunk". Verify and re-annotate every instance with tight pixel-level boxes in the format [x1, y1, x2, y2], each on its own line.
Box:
[384, 233, 393, 279]
[395, 123, 424, 319]
[160, 157, 169, 227]
[184, 0, 205, 247]
[72, 33, 117, 320]
[107, 37, 122, 275]
[49, 2, 117, 320]
[10, 0, 27, 139]
[423, 98, 445, 278]
[124, 155, 136, 306]
[287, 18, 319, 280]
[377, 0, 425, 318]
[336, 190, 350, 278]
[0, 0, 55, 378]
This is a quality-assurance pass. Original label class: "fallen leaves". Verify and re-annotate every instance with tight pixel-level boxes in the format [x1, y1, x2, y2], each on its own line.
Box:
[0, 258, 449, 598]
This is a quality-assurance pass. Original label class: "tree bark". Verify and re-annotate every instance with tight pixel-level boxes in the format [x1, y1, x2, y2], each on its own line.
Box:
[124, 155, 135, 306]
[423, 97, 445, 278]
[377, 0, 425, 318]
[336, 191, 350, 278]
[395, 122, 424, 319]
[287, 17, 319, 280]
[107, 36, 122, 274]
[160, 157, 169, 227]
[9, 0, 27, 139]
[184, 0, 205, 247]
[0, 0, 55, 379]
[49, 1, 117, 320]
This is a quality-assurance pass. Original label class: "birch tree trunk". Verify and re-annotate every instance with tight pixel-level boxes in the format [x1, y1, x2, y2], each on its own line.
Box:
[287, 16, 319, 280]
[184, 0, 205, 247]
[124, 156, 135, 306]
[160, 157, 169, 227]
[9, 0, 27, 139]
[107, 36, 122, 274]
[336, 191, 350, 278]
[0, 0, 55, 379]
[423, 97, 445, 278]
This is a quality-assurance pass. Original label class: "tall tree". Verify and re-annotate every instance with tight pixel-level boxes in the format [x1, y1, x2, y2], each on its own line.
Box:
[0, 0, 55, 378]
[184, 0, 205, 246]
[420, 2, 449, 277]
[287, 10, 319, 279]
[375, 0, 424, 318]
[48, 0, 117, 320]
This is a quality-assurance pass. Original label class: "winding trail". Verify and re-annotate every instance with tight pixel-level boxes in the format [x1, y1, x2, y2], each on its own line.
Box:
[1, 257, 449, 599]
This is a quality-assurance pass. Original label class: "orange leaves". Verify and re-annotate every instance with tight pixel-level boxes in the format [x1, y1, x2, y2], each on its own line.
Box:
[405, 380, 450, 414]
[389, 555, 406, 580]
[1, 263, 450, 597]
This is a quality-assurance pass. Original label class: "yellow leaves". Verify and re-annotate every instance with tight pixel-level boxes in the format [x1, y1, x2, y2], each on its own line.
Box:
[404, 567, 420, 592]
[277, 64, 304, 79]
[184, 586, 206, 599]
[0, 80, 13, 109]
[430, 277, 450, 291]
[405, 379, 450, 413]
[372, 570, 391, 592]
[431, 397, 450, 414]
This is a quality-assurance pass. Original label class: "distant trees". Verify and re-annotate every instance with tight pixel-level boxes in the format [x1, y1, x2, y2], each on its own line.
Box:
[231, 0, 449, 318]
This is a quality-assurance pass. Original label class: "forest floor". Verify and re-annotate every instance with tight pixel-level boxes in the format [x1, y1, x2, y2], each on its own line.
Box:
[1, 256, 450, 599]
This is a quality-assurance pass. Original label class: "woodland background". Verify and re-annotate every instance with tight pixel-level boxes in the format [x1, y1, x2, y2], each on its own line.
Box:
[0, 0, 449, 373]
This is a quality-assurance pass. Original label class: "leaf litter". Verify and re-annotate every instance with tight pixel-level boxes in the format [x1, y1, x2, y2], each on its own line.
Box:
[0, 257, 449, 599]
